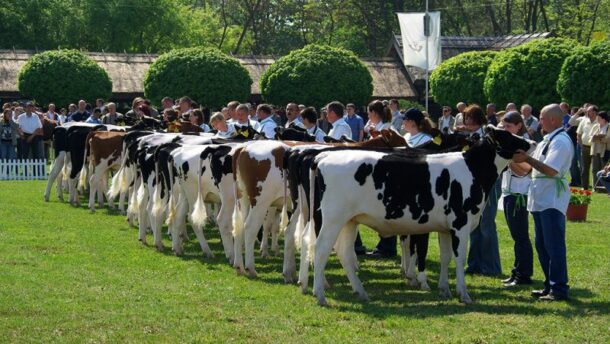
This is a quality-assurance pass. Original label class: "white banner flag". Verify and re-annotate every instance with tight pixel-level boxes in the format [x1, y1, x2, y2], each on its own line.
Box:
[397, 12, 441, 70]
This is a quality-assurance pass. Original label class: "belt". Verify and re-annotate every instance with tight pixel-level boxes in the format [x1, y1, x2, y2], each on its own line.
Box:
[532, 175, 567, 197]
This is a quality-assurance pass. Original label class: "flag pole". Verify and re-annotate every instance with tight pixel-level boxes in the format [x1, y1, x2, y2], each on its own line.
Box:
[424, 0, 429, 114]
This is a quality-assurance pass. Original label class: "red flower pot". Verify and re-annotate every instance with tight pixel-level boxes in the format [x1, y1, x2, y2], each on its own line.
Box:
[567, 204, 588, 222]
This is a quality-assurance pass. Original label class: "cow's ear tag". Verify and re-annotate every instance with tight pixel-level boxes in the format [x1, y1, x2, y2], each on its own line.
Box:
[462, 145, 470, 152]
[433, 136, 442, 145]
[243, 131, 249, 138]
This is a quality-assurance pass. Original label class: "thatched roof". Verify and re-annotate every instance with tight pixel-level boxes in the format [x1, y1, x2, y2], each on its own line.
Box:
[0, 50, 417, 100]
[386, 32, 554, 81]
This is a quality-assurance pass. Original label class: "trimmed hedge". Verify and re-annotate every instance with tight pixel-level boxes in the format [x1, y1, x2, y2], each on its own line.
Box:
[260, 44, 373, 108]
[557, 41, 610, 109]
[430, 50, 497, 107]
[484, 38, 578, 110]
[144, 47, 252, 108]
[18, 50, 112, 107]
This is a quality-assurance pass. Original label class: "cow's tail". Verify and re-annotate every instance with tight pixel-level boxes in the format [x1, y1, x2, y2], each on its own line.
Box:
[191, 156, 208, 228]
[150, 157, 165, 218]
[294, 186, 307, 251]
[165, 158, 177, 226]
[77, 138, 90, 192]
[304, 166, 317, 264]
[231, 176, 244, 239]
[279, 169, 289, 234]
[108, 143, 129, 199]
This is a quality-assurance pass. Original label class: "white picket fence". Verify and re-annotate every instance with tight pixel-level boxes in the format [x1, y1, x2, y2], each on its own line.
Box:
[0, 159, 48, 180]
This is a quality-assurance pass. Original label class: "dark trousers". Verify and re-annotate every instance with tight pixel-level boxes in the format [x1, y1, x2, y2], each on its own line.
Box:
[467, 178, 502, 275]
[503, 195, 533, 281]
[581, 145, 592, 189]
[596, 170, 610, 194]
[592, 155, 604, 187]
[532, 209, 569, 297]
[569, 144, 581, 186]
[19, 135, 44, 159]
[374, 235, 397, 255]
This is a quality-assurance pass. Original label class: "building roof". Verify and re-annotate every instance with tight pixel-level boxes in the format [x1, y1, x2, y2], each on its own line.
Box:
[387, 32, 554, 80]
[0, 50, 418, 101]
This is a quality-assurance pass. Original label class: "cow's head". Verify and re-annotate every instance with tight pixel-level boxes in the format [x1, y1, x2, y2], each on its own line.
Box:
[276, 126, 316, 142]
[484, 125, 536, 159]
[234, 125, 264, 140]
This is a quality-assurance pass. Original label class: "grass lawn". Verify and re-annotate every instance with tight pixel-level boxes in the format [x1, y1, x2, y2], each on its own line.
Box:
[0, 181, 609, 343]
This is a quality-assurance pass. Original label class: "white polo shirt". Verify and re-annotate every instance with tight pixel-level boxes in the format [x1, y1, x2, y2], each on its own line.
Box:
[17, 113, 42, 134]
[285, 117, 305, 129]
[328, 117, 352, 140]
[527, 128, 574, 214]
[403, 131, 432, 148]
[259, 117, 278, 139]
[307, 125, 326, 143]
[577, 116, 597, 146]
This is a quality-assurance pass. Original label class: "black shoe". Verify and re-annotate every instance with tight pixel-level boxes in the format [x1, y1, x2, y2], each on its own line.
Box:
[531, 289, 550, 298]
[538, 293, 569, 302]
[504, 278, 533, 288]
[501, 276, 515, 284]
[366, 250, 396, 259]
[355, 246, 367, 256]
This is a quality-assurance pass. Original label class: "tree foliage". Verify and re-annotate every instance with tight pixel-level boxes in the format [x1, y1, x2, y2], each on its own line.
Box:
[17, 49, 112, 107]
[483, 38, 578, 110]
[260, 44, 373, 109]
[430, 51, 497, 107]
[143, 47, 251, 109]
[557, 41, 610, 109]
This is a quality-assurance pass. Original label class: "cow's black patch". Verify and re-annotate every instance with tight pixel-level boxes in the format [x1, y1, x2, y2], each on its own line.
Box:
[67, 127, 95, 179]
[370, 155, 434, 222]
[435, 168, 450, 200]
[450, 230, 460, 257]
[354, 163, 373, 186]
[448, 180, 467, 230]
[202, 145, 233, 187]
[181, 161, 189, 181]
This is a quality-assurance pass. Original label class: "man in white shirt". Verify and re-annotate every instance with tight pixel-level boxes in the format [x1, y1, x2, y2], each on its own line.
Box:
[513, 103, 573, 301]
[327, 101, 352, 140]
[522, 104, 541, 142]
[256, 104, 277, 139]
[233, 104, 261, 131]
[576, 105, 598, 190]
[285, 103, 304, 129]
[453, 102, 468, 133]
[45, 103, 59, 122]
[437, 106, 455, 134]
[17, 102, 44, 159]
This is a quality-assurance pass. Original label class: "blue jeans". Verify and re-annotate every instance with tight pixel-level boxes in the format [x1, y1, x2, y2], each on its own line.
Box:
[596, 171, 610, 194]
[503, 195, 533, 280]
[532, 209, 569, 297]
[0, 141, 16, 160]
[570, 144, 581, 186]
[467, 178, 502, 275]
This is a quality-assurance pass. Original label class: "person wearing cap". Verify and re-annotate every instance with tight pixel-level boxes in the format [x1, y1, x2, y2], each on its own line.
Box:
[438, 106, 455, 134]
[368, 107, 433, 259]
[85, 108, 103, 124]
[326, 101, 352, 140]
[512, 103, 574, 301]
[464, 104, 503, 276]
[499, 111, 534, 287]
[590, 111, 609, 184]
[17, 102, 44, 159]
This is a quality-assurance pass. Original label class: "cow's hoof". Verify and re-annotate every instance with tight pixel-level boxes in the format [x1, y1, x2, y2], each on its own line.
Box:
[156, 244, 164, 252]
[260, 251, 270, 259]
[283, 272, 297, 284]
[357, 291, 369, 302]
[89, 208, 96, 214]
[272, 249, 280, 257]
[459, 293, 473, 304]
[298, 281, 308, 295]
[235, 266, 246, 275]
[420, 282, 431, 291]
[228, 257, 234, 266]
[439, 287, 452, 299]
[204, 251, 215, 259]
[408, 278, 419, 288]
[44, 196, 49, 202]
[245, 268, 257, 279]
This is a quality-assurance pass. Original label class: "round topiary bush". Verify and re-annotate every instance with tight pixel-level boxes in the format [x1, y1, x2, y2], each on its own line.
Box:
[430, 50, 497, 107]
[484, 38, 578, 110]
[260, 44, 373, 108]
[144, 47, 252, 109]
[557, 41, 610, 110]
[18, 50, 112, 107]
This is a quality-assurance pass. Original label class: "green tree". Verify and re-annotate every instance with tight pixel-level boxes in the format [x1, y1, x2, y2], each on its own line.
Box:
[484, 38, 578, 110]
[260, 44, 373, 108]
[557, 41, 610, 109]
[430, 50, 498, 107]
[17, 49, 112, 107]
[143, 47, 252, 108]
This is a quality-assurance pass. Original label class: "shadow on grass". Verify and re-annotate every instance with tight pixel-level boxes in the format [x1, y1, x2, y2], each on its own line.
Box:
[58, 197, 609, 318]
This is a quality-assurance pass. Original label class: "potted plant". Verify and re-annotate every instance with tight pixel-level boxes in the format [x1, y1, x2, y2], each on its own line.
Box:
[567, 188, 592, 221]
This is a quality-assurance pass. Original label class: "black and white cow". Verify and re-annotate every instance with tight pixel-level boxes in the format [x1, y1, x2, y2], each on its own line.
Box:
[305, 126, 534, 305]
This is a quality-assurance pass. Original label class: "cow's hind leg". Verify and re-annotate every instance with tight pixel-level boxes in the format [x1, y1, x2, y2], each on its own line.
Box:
[335, 222, 367, 301]
[45, 152, 65, 202]
[216, 202, 235, 265]
[260, 208, 274, 258]
[415, 233, 431, 291]
[244, 206, 269, 278]
[454, 229, 472, 303]
[313, 217, 347, 306]
[282, 207, 300, 283]
[437, 231, 453, 299]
